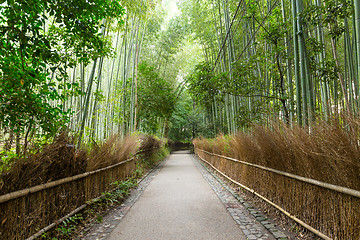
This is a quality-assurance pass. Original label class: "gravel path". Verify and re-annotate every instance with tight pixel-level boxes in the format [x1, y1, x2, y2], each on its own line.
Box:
[82, 151, 290, 240]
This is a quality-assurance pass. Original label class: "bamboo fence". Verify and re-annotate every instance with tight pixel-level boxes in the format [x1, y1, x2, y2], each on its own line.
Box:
[0, 157, 137, 239]
[195, 148, 360, 240]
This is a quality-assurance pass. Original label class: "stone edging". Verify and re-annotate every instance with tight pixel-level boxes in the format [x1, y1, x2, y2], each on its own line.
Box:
[192, 155, 289, 240]
[80, 157, 169, 240]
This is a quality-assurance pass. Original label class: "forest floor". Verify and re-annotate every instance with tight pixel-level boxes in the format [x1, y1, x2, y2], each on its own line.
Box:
[79, 151, 307, 240]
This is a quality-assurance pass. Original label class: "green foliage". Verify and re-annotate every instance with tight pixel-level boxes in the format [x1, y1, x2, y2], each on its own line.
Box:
[301, 0, 352, 40]
[186, 60, 268, 130]
[234, 103, 265, 128]
[0, 148, 17, 172]
[323, 0, 352, 40]
[56, 214, 84, 237]
[111, 179, 136, 197]
[299, 0, 350, 88]
[261, 6, 288, 45]
[96, 215, 103, 223]
[306, 37, 325, 73]
[178, 0, 215, 43]
[168, 91, 216, 141]
[141, 12, 188, 84]
[158, 18, 186, 57]
[186, 62, 224, 107]
[318, 59, 340, 84]
[137, 62, 177, 134]
[0, 0, 124, 138]
[136, 146, 169, 169]
[231, 56, 265, 96]
[168, 93, 194, 141]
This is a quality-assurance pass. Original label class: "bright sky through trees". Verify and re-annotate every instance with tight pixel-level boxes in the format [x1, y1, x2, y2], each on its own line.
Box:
[162, 0, 180, 28]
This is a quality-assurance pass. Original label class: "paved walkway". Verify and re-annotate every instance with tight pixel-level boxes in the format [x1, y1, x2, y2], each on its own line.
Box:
[83, 151, 288, 240]
[107, 151, 246, 240]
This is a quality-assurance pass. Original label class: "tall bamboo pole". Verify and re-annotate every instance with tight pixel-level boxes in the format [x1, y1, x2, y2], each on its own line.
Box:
[281, 0, 294, 123]
[354, 0, 360, 103]
[296, 0, 308, 126]
[292, 0, 302, 125]
[133, 20, 141, 132]
[316, 0, 330, 119]
[105, 29, 121, 138]
[90, 56, 105, 140]
[77, 58, 98, 148]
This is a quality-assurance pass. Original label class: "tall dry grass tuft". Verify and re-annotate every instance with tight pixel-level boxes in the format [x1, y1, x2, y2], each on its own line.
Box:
[0, 134, 140, 194]
[0, 133, 166, 239]
[86, 135, 139, 171]
[194, 118, 360, 239]
[139, 134, 161, 151]
[136, 135, 163, 168]
[0, 133, 87, 195]
[200, 119, 360, 190]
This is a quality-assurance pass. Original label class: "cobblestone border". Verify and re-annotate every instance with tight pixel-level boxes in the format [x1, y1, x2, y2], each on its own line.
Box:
[192, 155, 289, 240]
[80, 158, 168, 240]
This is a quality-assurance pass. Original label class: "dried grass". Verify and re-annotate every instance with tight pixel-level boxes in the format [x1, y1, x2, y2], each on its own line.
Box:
[194, 118, 360, 239]
[0, 133, 163, 239]
[0, 134, 141, 195]
[86, 135, 139, 171]
[0, 133, 87, 195]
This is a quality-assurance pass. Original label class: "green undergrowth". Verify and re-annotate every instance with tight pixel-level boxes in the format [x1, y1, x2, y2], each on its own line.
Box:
[136, 147, 169, 171]
[41, 147, 169, 240]
[0, 149, 17, 172]
[47, 179, 137, 240]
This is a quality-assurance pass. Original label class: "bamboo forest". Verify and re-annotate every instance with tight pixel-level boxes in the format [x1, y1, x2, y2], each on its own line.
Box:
[1, 0, 360, 239]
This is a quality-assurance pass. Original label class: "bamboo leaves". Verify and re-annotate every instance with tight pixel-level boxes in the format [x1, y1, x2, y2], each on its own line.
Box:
[0, 0, 123, 143]
[182, 0, 360, 132]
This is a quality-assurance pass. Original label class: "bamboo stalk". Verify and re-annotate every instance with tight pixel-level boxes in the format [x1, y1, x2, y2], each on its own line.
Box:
[296, 0, 309, 125]
[354, 0, 360, 96]
[281, 0, 293, 122]
[196, 153, 333, 240]
[196, 148, 360, 198]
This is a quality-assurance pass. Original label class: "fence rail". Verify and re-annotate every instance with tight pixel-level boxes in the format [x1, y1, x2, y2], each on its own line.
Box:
[195, 148, 360, 240]
[0, 158, 134, 204]
[196, 149, 360, 198]
[0, 147, 159, 239]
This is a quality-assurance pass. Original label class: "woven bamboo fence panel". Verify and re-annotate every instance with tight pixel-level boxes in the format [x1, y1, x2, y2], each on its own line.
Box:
[195, 149, 360, 240]
[0, 159, 136, 239]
